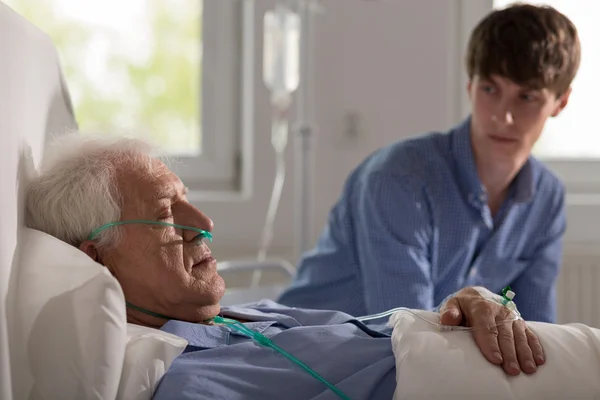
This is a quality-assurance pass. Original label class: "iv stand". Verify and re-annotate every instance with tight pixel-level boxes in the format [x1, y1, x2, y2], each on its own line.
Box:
[293, 0, 318, 262]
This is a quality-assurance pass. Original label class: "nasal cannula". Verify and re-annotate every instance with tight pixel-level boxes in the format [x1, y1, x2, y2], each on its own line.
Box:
[87, 221, 521, 400]
[87, 220, 213, 242]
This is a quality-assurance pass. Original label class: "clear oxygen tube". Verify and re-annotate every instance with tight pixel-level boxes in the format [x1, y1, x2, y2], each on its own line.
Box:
[213, 315, 352, 400]
[119, 278, 520, 400]
[212, 287, 521, 400]
[253, 2, 301, 287]
[357, 286, 522, 332]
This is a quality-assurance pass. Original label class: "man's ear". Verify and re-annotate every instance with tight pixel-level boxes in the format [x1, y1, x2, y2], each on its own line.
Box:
[79, 240, 99, 261]
[79, 241, 115, 274]
[551, 87, 572, 117]
[466, 79, 473, 101]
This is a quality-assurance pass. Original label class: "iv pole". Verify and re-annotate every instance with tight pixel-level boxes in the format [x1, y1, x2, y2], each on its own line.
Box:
[250, 0, 319, 289]
[293, 0, 318, 262]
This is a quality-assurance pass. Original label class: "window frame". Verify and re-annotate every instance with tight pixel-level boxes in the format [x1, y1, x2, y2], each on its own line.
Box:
[179, 0, 253, 195]
[3, 0, 254, 197]
[458, 0, 600, 200]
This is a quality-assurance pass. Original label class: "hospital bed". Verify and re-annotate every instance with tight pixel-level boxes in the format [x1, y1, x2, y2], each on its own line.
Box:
[0, 3, 78, 399]
[5, 4, 600, 400]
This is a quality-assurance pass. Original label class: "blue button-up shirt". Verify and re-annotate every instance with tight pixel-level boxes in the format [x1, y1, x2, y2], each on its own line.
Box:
[278, 117, 566, 322]
[152, 301, 396, 400]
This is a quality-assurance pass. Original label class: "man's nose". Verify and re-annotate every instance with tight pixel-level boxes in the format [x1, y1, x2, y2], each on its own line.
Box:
[179, 204, 214, 242]
[492, 101, 515, 126]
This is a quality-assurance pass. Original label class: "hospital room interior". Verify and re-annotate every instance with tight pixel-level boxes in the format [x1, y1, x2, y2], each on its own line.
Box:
[2, 0, 600, 399]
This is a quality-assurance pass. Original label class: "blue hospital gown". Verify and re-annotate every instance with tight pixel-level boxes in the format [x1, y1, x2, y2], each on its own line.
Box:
[152, 300, 396, 400]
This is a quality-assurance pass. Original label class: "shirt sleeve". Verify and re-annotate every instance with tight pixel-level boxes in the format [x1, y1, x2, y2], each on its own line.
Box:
[353, 171, 436, 314]
[509, 189, 566, 323]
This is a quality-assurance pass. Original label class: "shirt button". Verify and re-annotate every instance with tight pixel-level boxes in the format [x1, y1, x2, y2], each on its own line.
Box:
[469, 268, 478, 278]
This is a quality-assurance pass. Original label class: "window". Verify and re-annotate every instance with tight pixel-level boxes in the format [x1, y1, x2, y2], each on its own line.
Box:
[460, 0, 600, 194]
[5, 0, 251, 192]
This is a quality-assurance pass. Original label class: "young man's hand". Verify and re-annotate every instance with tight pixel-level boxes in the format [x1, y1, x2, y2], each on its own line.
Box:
[439, 287, 545, 375]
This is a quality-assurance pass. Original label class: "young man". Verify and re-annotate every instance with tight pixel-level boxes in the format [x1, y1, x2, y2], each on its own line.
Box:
[278, 3, 581, 322]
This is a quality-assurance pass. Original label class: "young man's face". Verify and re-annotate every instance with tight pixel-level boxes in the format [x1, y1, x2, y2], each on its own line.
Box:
[468, 74, 571, 170]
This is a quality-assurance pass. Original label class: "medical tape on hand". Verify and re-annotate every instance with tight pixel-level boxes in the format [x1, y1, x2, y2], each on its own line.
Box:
[472, 286, 521, 317]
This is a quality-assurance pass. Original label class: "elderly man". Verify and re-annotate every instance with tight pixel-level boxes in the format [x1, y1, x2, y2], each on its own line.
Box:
[26, 135, 544, 399]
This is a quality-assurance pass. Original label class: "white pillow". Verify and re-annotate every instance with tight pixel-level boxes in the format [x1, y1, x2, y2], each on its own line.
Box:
[13, 228, 188, 400]
[13, 228, 128, 400]
[117, 324, 187, 400]
[389, 310, 600, 400]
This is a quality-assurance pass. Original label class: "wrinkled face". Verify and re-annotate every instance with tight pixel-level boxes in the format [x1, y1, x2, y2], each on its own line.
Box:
[85, 157, 225, 324]
[468, 74, 571, 170]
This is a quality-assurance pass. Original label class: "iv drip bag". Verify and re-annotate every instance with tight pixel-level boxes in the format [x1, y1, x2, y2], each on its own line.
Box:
[263, 4, 300, 97]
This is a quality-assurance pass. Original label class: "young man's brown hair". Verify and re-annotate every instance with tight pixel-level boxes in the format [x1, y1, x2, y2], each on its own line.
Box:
[466, 3, 581, 96]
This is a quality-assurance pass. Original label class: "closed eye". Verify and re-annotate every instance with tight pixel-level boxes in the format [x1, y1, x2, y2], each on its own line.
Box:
[158, 207, 173, 221]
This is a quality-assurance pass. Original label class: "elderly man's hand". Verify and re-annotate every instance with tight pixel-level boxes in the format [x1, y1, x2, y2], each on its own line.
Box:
[439, 287, 545, 376]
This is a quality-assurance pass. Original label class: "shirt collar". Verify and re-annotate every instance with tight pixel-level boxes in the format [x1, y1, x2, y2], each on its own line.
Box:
[159, 304, 308, 349]
[451, 115, 535, 206]
[512, 160, 535, 203]
[160, 317, 278, 350]
[160, 319, 230, 349]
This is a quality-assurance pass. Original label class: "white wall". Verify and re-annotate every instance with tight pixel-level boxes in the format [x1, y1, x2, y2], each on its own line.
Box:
[201, 0, 458, 262]
[200, 0, 598, 264]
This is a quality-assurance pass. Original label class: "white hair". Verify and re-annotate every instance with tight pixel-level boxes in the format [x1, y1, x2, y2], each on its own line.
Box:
[26, 133, 158, 248]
